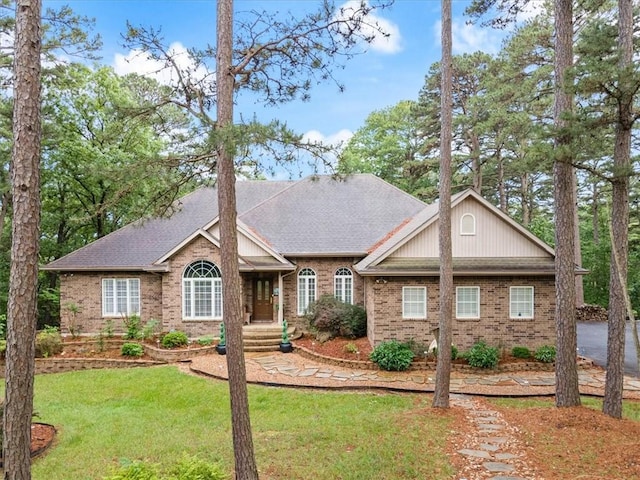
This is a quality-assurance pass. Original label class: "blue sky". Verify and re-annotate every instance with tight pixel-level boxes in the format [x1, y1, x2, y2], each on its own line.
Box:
[45, 0, 524, 174]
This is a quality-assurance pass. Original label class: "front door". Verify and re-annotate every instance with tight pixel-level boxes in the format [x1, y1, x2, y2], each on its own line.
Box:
[253, 277, 274, 322]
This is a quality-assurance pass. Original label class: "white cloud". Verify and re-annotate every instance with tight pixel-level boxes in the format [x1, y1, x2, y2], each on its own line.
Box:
[434, 19, 504, 55]
[303, 129, 354, 148]
[335, 1, 403, 54]
[113, 42, 213, 90]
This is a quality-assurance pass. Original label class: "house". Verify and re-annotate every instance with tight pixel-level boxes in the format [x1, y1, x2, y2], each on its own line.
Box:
[43, 174, 568, 350]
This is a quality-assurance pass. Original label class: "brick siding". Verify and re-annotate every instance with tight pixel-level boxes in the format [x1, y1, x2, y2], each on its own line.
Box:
[365, 275, 556, 351]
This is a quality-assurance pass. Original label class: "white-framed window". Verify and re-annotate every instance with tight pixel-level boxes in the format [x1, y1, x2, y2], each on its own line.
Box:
[456, 286, 480, 319]
[402, 286, 426, 319]
[510, 286, 534, 319]
[297, 268, 317, 315]
[183, 260, 222, 319]
[102, 278, 140, 317]
[334, 267, 353, 304]
[460, 213, 476, 235]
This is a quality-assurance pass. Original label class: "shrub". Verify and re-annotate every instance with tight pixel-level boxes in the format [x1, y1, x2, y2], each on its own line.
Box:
[167, 455, 227, 480]
[305, 295, 367, 340]
[535, 345, 556, 363]
[104, 456, 226, 480]
[343, 342, 358, 354]
[0, 339, 5, 358]
[197, 336, 214, 346]
[123, 315, 142, 340]
[35, 325, 63, 358]
[103, 461, 160, 480]
[511, 346, 532, 359]
[161, 331, 189, 349]
[121, 343, 144, 357]
[369, 340, 415, 371]
[464, 341, 499, 369]
[141, 319, 160, 341]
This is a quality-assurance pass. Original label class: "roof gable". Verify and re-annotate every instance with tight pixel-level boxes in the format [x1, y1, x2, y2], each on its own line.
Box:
[356, 189, 555, 273]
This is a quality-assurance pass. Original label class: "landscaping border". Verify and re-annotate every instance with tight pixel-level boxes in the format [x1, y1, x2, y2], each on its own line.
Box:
[293, 342, 595, 373]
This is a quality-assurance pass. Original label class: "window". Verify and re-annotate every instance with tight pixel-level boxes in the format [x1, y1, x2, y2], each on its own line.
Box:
[460, 213, 476, 235]
[510, 286, 534, 319]
[102, 278, 140, 317]
[334, 267, 353, 304]
[456, 286, 480, 319]
[297, 268, 317, 315]
[402, 286, 426, 319]
[183, 260, 222, 319]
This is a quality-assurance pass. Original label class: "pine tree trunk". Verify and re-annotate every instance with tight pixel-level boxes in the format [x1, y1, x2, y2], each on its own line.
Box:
[603, 0, 633, 419]
[574, 170, 584, 306]
[433, 0, 453, 409]
[553, 0, 581, 408]
[216, 0, 259, 477]
[4, 1, 42, 478]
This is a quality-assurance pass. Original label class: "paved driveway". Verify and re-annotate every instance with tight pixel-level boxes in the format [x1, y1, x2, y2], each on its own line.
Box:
[577, 322, 639, 377]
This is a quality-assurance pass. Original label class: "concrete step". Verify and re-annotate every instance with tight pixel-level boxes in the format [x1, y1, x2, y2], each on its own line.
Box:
[241, 325, 300, 352]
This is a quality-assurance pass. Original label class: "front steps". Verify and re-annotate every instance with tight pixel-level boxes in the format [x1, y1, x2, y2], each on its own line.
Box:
[242, 324, 301, 352]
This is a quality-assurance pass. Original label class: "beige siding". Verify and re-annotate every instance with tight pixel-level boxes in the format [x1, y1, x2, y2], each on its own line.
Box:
[390, 197, 550, 259]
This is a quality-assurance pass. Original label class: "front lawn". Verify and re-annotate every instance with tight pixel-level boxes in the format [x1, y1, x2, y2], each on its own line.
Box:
[25, 366, 454, 480]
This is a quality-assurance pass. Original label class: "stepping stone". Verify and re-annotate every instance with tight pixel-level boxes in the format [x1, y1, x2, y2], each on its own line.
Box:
[513, 377, 530, 386]
[332, 372, 352, 378]
[483, 462, 515, 473]
[458, 449, 491, 459]
[478, 437, 508, 444]
[480, 443, 500, 452]
[315, 373, 332, 378]
[297, 368, 318, 377]
[490, 477, 529, 480]
[495, 453, 519, 460]
[478, 424, 503, 431]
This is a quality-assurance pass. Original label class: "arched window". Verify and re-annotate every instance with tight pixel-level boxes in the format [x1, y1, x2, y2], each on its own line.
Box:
[183, 260, 222, 319]
[297, 268, 316, 315]
[334, 267, 353, 304]
[460, 213, 476, 235]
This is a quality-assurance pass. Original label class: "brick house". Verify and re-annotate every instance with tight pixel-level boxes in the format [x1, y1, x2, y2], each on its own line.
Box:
[43, 174, 572, 350]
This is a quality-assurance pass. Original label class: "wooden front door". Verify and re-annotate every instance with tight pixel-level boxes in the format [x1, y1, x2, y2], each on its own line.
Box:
[253, 277, 274, 322]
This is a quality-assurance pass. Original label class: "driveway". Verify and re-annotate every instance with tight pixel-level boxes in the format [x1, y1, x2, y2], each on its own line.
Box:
[577, 322, 639, 377]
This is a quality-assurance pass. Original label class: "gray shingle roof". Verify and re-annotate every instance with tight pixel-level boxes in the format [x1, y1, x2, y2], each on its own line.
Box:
[43, 174, 426, 271]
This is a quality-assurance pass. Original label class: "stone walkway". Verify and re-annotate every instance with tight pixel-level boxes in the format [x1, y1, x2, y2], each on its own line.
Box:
[451, 394, 538, 480]
[189, 351, 640, 398]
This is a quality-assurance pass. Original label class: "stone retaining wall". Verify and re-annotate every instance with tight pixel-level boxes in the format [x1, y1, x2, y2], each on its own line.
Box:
[0, 358, 164, 377]
[293, 343, 595, 373]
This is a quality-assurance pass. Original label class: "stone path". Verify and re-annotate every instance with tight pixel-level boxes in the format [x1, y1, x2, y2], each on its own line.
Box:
[451, 394, 538, 480]
[189, 352, 640, 398]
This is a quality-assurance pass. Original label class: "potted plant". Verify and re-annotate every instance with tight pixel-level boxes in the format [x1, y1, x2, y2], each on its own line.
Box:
[279, 319, 293, 353]
[215, 322, 226, 355]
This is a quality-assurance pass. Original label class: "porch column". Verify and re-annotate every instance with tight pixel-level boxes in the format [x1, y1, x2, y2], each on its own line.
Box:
[278, 272, 284, 325]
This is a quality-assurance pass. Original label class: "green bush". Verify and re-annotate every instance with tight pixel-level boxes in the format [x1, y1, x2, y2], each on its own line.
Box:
[121, 343, 144, 357]
[197, 336, 214, 346]
[103, 461, 160, 480]
[369, 340, 415, 371]
[0, 339, 6, 358]
[103, 456, 226, 480]
[167, 455, 227, 480]
[464, 341, 499, 369]
[305, 294, 367, 340]
[35, 325, 63, 358]
[161, 331, 189, 349]
[123, 315, 142, 340]
[511, 346, 532, 359]
[535, 345, 556, 363]
[141, 319, 160, 341]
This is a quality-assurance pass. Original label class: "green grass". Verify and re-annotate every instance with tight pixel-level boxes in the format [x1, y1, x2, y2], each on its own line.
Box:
[489, 396, 640, 421]
[24, 366, 454, 480]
